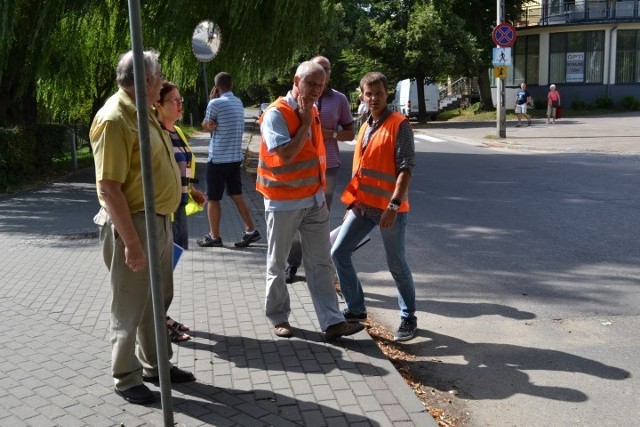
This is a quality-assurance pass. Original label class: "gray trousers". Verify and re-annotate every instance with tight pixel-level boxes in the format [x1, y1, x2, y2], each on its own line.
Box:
[265, 204, 344, 331]
[287, 168, 338, 268]
[99, 211, 174, 390]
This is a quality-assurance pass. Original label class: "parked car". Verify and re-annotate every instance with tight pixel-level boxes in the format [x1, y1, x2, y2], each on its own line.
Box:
[391, 79, 439, 120]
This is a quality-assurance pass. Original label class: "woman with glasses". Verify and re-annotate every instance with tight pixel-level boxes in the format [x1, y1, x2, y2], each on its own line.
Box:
[155, 81, 205, 342]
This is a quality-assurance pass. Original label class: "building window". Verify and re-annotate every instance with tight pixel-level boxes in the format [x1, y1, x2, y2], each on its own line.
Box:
[510, 35, 540, 86]
[549, 0, 561, 15]
[616, 30, 640, 83]
[549, 31, 604, 84]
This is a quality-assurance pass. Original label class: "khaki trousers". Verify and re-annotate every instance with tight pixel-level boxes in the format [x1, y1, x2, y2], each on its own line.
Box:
[99, 211, 174, 390]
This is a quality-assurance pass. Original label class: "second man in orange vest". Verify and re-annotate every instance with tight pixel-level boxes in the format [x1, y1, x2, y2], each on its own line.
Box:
[331, 72, 418, 342]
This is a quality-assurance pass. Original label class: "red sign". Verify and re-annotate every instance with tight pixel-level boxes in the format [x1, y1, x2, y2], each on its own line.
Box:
[492, 23, 517, 47]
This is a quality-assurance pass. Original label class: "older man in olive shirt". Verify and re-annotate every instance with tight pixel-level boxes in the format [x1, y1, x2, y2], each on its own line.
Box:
[91, 50, 194, 405]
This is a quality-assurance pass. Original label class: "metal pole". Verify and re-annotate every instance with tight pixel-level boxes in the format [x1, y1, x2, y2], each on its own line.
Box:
[201, 62, 209, 107]
[126, 1, 174, 425]
[70, 125, 77, 170]
[496, 0, 506, 138]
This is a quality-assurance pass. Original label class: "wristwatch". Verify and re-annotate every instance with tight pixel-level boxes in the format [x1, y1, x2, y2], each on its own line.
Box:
[332, 130, 338, 139]
[387, 198, 401, 211]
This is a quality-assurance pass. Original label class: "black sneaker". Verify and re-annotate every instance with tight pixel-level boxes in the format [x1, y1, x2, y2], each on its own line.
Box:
[285, 265, 298, 283]
[342, 308, 367, 323]
[197, 233, 222, 247]
[394, 317, 417, 342]
[234, 230, 261, 247]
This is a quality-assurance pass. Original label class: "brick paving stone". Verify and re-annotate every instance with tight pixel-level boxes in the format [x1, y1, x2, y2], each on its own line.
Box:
[0, 415, 28, 427]
[324, 416, 351, 427]
[22, 394, 48, 410]
[23, 414, 57, 427]
[0, 130, 437, 427]
[302, 408, 329, 427]
[50, 413, 85, 427]
[80, 413, 116, 427]
[36, 404, 67, 420]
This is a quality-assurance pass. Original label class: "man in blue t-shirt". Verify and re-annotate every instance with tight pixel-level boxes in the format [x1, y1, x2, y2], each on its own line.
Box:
[198, 72, 261, 248]
[515, 82, 532, 127]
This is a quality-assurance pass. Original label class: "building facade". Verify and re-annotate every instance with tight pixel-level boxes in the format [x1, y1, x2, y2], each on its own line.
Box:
[503, 0, 640, 106]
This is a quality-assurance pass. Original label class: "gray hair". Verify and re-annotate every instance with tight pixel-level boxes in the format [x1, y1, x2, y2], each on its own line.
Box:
[549, 84, 556, 90]
[116, 49, 161, 89]
[295, 61, 325, 81]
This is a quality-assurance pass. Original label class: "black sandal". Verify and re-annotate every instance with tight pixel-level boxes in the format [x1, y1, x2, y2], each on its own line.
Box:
[169, 327, 191, 343]
[166, 316, 190, 331]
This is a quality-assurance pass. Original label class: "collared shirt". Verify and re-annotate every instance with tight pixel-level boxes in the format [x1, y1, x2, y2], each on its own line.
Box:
[204, 91, 245, 164]
[260, 91, 325, 212]
[90, 89, 181, 215]
[316, 88, 354, 168]
[363, 108, 415, 173]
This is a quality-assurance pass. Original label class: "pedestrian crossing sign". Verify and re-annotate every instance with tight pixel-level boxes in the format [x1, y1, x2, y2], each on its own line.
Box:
[494, 66, 507, 79]
[493, 47, 512, 65]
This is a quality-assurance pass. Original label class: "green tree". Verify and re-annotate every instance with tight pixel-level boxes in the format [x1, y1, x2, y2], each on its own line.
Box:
[0, 0, 328, 126]
[440, 0, 530, 110]
[358, 0, 478, 122]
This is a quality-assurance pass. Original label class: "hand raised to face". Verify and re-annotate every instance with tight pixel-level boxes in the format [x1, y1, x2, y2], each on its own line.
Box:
[297, 94, 314, 126]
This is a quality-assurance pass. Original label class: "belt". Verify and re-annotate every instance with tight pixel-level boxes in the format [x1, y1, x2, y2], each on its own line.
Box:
[134, 211, 167, 218]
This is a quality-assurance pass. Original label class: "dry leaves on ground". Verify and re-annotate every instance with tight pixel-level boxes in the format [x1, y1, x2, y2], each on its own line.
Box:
[364, 320, 467, 427]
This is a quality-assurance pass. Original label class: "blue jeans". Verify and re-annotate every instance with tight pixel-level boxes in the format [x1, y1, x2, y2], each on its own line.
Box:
[331, 208, 416, 320]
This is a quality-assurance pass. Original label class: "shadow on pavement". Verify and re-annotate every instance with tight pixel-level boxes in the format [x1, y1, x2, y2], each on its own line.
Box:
[187, 331, 389, 377]
[170, 382, 382, 426]
[407, 329, 630, 402]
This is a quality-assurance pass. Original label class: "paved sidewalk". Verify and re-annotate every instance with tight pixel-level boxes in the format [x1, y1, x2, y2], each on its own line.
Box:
[0, 130, 435, 426]
[418, 112, 640, 155]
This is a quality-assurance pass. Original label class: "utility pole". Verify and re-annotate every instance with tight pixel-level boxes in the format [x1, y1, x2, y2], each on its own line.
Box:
[496, 0, 506, 138]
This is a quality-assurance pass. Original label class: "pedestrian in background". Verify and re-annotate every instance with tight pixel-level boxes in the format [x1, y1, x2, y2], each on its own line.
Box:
[258, 61, 364, 340]
[357, 92, 369, 129]
[332, 71, 418, 342]
[197, 72, 261, 248]
[90, 50, 195, 405]
[284, 56, 355, 283]
[515, 82, 533, 127]
[547, 84, 561, 124]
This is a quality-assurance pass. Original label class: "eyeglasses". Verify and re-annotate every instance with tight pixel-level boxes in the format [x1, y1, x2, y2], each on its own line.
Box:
[167, 97, 184, 104]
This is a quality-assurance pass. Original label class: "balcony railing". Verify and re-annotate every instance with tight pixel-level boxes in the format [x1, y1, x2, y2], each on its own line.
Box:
[515, 1, 639, 27]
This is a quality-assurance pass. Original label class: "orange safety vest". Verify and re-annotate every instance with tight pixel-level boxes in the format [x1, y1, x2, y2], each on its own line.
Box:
[341, 112, 410, 212]
[256, 97, 326, 200]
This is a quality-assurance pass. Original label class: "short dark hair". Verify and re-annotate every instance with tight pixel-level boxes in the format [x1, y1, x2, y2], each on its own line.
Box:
[359, 72, 388, 92]
[159, 81, 178, 104]
[214, 72, 232, 91]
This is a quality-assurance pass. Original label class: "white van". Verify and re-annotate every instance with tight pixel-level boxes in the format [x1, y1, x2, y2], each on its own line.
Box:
[392, 79, 439, 119]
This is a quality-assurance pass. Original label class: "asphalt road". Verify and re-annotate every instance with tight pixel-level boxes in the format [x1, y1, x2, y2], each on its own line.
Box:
[333, 133, 639, 426]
